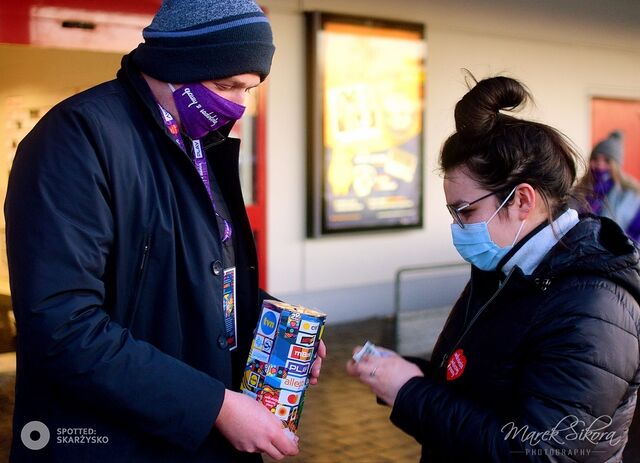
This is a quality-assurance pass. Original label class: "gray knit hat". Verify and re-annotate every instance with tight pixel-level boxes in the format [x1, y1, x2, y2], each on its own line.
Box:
[591, 130, 624, 165]
[133, 0, 275, 83]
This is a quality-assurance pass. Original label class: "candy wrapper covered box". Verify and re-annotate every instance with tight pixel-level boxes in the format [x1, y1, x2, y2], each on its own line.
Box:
[241, 300, 326, 433]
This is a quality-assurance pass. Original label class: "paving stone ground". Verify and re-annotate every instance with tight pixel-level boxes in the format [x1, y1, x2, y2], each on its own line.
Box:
[0, 317, 638, 462]
[268, 316, 640, 463]
[265, 317, 421, 463]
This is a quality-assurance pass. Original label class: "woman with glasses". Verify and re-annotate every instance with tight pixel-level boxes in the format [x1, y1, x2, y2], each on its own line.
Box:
[347, 75, 640, 461]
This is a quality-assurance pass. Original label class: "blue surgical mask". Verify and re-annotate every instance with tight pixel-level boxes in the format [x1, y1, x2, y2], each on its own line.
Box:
[451, 187, 525, 271]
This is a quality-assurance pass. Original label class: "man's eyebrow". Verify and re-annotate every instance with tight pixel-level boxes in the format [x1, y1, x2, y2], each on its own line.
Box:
[215, 78, 259, 88]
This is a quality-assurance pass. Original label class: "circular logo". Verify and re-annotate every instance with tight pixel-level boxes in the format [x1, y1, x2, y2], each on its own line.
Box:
[21, 421, 50, 451]
[446, 349, 467, 381]
[261, 311, 277, 336]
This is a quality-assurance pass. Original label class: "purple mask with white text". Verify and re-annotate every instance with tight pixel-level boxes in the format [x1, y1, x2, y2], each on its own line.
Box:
[170, 83, 245, 140]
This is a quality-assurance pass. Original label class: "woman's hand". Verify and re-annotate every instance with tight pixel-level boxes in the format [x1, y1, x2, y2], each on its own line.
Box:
[346, 346, 424, 406]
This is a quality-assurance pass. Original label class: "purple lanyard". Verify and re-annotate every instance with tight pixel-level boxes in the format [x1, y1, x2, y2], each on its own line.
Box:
[158, 104, 232, 242]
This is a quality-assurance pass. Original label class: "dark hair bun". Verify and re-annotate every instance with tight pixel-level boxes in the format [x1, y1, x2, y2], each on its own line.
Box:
[440, 72, 581, 220]
[454, 75, 531, 140]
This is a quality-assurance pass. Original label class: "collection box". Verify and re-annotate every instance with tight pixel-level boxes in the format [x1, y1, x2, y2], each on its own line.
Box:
[241, 300, 326, 433]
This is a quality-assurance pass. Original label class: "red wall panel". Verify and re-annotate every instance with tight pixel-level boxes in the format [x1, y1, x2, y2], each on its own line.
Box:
[592, 98, 640, 180]
[0, 1, 160, 45]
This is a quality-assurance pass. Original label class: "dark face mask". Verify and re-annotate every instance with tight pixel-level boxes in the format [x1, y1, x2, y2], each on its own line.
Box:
[590, 168, 614, 196]
[169, 83, 245, 139]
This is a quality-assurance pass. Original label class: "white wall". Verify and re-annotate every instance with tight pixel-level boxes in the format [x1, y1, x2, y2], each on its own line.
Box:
[261, 0, 640, 322]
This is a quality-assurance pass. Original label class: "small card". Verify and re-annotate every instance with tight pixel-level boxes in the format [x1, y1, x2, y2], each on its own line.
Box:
[352, 340, 384, 363]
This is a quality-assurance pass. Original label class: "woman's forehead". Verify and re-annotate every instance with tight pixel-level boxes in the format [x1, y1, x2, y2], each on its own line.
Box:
[444, 168, 485, 202]
[444, 168, 481, 190]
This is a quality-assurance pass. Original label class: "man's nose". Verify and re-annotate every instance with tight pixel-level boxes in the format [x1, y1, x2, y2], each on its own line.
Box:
[229, 90, 246, 106]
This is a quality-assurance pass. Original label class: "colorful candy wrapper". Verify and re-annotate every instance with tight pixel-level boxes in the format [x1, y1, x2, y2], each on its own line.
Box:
[241, 300, 326, 434]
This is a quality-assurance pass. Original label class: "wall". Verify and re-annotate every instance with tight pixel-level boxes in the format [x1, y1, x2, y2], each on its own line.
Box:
[261, 0, 640, 322]
[1, 1, 638, 324]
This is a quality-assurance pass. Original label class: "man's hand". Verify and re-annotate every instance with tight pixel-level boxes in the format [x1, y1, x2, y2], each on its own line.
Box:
[215, 390, 299, 460]
[309, 340, 327, 386]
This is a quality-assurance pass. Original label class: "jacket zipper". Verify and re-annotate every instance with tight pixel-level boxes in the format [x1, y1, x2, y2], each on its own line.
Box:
[126, 234, 152, 328]
[439, 268, 516, 369]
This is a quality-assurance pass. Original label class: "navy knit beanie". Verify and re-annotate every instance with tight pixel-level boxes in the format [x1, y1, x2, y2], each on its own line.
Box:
[133, 0, 275, 83]
[591, 130, 624, 165]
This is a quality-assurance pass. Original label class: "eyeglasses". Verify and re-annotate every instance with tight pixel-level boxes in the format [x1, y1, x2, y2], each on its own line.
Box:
[446, 190, 499, 228]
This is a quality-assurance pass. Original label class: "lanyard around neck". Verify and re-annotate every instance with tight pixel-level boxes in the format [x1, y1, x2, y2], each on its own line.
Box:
[157, 103, 232, 243]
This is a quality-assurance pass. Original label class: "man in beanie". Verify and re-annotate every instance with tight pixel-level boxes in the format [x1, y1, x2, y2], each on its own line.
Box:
[5, 1, 321, 461]
[576, 130, 640, 241]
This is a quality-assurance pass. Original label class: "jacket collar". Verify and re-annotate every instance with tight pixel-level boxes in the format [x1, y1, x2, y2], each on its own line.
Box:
[116, 51, 236, 150]
[534, 214, 640, 303]
[469, 211, 640, 302]
[117, 51, 168, 133]
[501, 209, 579, 276]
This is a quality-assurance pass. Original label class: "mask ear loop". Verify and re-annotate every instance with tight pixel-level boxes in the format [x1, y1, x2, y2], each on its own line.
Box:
[511, 220, 526, 246]
[487, 186, 518, 224]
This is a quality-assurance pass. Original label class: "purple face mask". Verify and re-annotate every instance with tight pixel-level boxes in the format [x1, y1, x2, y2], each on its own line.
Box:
[591, 168, 614, 195]
[170, 83, 245, 140]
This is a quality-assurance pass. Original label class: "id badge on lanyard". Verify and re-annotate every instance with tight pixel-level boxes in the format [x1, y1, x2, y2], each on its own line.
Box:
[223, 267, 237, 351]
[157, 103, 237, 349]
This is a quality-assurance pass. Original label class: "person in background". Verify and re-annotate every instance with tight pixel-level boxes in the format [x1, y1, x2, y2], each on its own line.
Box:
[5, 1, 324, 461]
[576, 130, 640, 242]
[347, 75, 640, 461]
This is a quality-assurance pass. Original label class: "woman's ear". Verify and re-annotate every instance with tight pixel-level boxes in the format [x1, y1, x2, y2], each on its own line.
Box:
[515, 183, 536, 221]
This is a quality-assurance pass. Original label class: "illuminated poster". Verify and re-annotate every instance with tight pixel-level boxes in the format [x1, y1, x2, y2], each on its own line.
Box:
[307, 13, 425, 236]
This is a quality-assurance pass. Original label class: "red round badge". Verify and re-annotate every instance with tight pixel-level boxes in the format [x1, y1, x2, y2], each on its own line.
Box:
[446, 349, 467, 381]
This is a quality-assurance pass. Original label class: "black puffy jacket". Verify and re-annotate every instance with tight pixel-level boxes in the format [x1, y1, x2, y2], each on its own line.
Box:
[391, 216, 640, 462]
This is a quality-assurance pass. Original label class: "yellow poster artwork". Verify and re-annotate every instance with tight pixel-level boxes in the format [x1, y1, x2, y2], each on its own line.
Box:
[317, 18, 426, 232]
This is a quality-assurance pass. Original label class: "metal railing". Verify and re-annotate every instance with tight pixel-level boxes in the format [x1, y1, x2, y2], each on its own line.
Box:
[393, 261, 469, 319]
[393, 261, 469, 351]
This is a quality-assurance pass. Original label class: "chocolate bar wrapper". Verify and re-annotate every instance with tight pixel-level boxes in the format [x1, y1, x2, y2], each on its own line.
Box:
[241, 300, 326, 433]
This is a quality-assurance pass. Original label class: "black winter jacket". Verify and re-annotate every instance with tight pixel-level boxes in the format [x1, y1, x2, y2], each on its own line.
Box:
[6, 53, 264, 462]
[391, 216, 640, 462]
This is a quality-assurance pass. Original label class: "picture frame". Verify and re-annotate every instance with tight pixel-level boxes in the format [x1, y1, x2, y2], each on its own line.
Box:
[306, 12, 426, 236]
